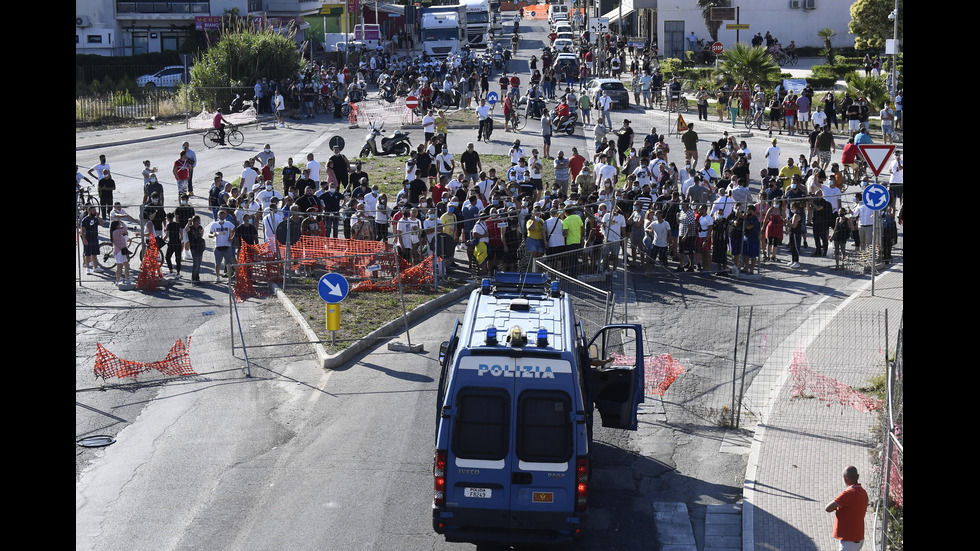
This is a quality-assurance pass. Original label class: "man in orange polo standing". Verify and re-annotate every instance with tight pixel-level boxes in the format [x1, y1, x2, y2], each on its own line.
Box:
[825, 466, 869, 551]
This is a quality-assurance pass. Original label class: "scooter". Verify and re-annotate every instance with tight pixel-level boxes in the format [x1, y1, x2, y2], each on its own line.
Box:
[550, 109, 578, 135]
[359, 121, 412, 158]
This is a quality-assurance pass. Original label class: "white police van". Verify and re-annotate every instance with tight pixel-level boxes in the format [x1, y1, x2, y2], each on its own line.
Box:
[432, 272, 645, 546]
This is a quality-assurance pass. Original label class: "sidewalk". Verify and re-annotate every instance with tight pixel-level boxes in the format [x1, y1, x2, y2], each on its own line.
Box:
[743, 264, 903, 551]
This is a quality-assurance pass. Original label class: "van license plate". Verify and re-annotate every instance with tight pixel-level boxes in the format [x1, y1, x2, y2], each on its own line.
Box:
[464, 487, 491, 499]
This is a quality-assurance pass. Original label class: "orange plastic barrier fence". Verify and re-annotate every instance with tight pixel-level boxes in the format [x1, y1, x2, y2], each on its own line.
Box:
[351, 255, 435, 292]
[94, 338, 196, 380]
[886, 438, 903, 508]
[233, 237, 437, 299]
[640, 353, 686, 396]
[788, 349, 882, 413]
[136, 234, 165, 291]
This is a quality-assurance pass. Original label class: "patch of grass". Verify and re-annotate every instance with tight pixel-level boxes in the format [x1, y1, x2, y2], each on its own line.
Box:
[282, 284, 447, 353]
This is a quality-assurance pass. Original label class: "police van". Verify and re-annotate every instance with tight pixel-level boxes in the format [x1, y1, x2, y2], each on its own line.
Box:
[432, 272, 645, 546]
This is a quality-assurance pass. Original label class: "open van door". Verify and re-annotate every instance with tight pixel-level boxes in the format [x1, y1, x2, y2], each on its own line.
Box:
[587, 324, 645, 430]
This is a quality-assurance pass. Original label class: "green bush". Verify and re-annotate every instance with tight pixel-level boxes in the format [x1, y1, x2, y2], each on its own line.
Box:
[191, 21, 304, 110]
[659, 58, 684, 76]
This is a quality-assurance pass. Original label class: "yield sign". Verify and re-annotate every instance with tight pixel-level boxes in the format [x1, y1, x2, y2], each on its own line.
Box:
[857, 144, 896, 177]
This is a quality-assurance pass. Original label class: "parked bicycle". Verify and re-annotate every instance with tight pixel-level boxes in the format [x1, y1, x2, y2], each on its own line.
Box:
[77, 185, 99, 218]
[97, 226, 165, 271]
[204, 124, 244, 149]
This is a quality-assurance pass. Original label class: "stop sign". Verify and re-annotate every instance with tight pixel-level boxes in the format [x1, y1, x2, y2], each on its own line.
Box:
[711, 42, 724, 55]
[405, 95, 419, 110]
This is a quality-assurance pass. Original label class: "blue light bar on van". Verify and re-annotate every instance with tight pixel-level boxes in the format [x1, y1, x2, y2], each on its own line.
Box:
[536, 328, 549, 347]
[481, 278, 492, 294]
[485, 326, 498, 345]
[550, 281, 560, 297]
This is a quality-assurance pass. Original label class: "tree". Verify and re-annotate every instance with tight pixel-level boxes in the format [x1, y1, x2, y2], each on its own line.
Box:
[844, 72, 888, 111]
[817, 28, 837, 66]
[697, 0, 731, 43]
[849, 0, 903, 51]
[191, 20, 304, 109]
[715, 43, 782, 89]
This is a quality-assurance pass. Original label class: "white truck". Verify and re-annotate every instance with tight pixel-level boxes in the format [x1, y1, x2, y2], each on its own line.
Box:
[461, 0, 492, 47]
[420, 4, 467, 58]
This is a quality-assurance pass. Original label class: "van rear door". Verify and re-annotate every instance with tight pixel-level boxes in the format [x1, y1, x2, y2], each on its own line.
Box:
[587, 324, 645, 430]
[446, 356, 579, 537]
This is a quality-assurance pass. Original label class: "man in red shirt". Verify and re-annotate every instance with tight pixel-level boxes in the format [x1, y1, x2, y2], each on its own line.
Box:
[568, 147, 586, 181]
[825, 466, 869, 551]
[173, 151, 191, 196]
[841, 137, 859, 167]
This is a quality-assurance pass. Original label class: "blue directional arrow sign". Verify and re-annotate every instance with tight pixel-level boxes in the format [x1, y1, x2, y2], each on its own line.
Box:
[487, 91, 499, 105]
[863, 183, 890, 212]
[317, 272, 350, 304]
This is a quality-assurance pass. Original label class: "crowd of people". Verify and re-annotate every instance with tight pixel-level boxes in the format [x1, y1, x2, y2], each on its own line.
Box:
[79, 17, 903, 285]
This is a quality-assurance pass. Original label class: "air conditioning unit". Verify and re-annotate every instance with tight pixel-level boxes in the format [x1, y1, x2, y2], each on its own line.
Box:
[788, 0, 801, 8]
[803, 0, 816, 8]
[76, 15, 91, 28]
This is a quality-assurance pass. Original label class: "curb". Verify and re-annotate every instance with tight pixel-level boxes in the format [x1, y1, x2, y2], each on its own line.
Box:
[272, 280, 476, 370]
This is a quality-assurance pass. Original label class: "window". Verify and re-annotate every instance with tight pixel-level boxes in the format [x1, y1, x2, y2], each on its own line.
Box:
[517, 392, 572, 463]
[87, 35, 103, 44]
[452, 390, 509, 460]
[132, 32, 148, 55]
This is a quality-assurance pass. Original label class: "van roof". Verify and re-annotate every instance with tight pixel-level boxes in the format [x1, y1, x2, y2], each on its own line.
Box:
[462, 273, 572, 352]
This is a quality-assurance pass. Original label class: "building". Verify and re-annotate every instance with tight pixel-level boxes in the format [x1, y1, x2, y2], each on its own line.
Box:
[75, 0, 337, 56]
[591, 0, 853, 59]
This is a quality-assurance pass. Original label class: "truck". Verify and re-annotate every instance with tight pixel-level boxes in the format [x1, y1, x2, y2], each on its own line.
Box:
[432, 272, 646, 546]
[419, 4, 467, 58]
[461, 0, 492, 47]
[489, 0, 502, 34]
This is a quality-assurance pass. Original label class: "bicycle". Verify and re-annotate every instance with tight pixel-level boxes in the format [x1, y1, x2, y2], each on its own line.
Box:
[743, 109, 769, 131]
[97, 226, 165, 271]
[511, 111, 527, 131]
[77, 185, 100, 218]
[842, 158, 868, 190]
[775, 51, 799, 66]
[204, 124, 244, 149]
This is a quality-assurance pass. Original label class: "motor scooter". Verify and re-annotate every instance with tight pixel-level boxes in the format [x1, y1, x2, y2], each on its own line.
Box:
[359, 121, 413, 158]
[550, 108, 578, 135]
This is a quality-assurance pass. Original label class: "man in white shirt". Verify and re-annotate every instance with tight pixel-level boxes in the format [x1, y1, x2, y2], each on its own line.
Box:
[599, 91, 613, 129]
[422, 110, 436, 143]
[306, 153, 321, 185]
[255, 182, 283, 210]
[888, 151, 903, 207]
[602, 205, 626, 273]
[476, 98, 492, 142]
[240, 160, 258, 192]
[765, 138, 781, 177]
[209, 209, 237, 280]
[543, 209, 564, 254]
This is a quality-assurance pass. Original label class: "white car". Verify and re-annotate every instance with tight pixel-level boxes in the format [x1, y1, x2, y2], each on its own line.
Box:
[553, 38, 574, 53]
[585, 79, 630, 109]
[136, 66, 189, 88]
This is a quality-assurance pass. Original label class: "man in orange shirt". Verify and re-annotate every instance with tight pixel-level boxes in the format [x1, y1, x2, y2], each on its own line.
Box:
[825, 466, 869, 551]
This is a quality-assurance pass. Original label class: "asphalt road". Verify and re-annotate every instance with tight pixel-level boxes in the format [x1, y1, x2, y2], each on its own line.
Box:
[77, 14, 902, 551]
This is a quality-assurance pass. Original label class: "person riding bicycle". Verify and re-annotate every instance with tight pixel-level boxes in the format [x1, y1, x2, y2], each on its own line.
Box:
[212, 108, 230, 145]
[784, 41, 797, 58]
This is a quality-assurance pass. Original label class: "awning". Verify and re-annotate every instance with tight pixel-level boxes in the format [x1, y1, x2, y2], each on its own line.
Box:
[601, 0, 634, 25]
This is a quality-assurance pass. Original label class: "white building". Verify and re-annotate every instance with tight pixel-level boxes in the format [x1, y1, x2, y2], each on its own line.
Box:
[597, 0, 853, 59]
[75, 0, 326, 56]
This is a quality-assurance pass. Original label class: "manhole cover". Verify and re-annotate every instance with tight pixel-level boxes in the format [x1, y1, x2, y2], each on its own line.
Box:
[77, 435, 116, 448]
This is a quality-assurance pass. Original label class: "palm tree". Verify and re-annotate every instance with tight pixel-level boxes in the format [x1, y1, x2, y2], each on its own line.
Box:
[715, 43, 782, 89]
[817, 28, 838, 65]
[844, 72, 888, 110]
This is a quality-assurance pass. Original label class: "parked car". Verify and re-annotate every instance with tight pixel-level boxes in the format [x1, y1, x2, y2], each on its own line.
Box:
[136, 66, 189, 88]
[585, 78, 630, 109]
